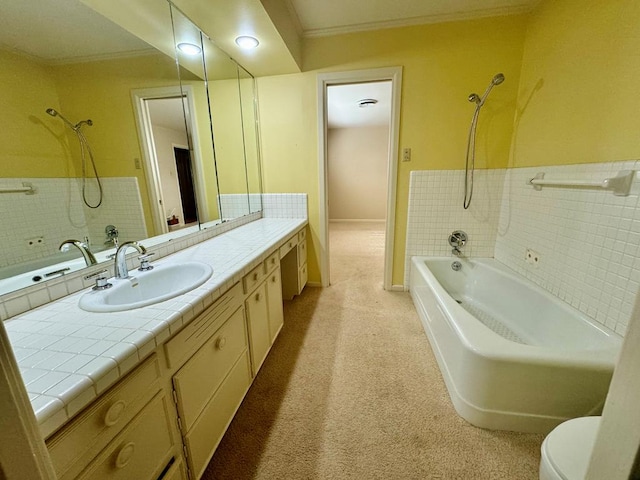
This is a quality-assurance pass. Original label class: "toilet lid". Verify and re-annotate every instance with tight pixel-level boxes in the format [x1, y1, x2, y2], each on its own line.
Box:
[543, 416, 601, 480]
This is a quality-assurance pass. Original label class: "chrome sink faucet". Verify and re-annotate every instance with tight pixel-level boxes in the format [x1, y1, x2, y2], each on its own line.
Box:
[114, 241, 147, 279]
[59, 239, 98, 266]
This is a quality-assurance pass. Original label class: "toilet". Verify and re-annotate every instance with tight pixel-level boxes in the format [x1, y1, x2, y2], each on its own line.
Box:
[539, 416, 601, 480]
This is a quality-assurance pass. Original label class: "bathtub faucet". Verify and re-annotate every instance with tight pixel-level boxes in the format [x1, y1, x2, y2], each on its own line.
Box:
[448, 230, 468, 257]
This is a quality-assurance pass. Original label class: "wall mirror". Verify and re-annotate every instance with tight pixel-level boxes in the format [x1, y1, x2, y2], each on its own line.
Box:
[0, 0, 262, 297]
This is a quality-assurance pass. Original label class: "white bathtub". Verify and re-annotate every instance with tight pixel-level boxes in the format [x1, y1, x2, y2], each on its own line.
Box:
[409, 257, 622, 434]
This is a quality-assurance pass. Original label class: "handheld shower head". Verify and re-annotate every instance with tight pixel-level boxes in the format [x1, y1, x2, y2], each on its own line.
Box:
[492, 73, 505, 85]
[46, 108, 58, 117]
[45, 108, 92, 130]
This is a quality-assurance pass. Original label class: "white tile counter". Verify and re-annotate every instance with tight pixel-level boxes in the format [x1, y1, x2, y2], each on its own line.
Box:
[4, 218, 307, 438]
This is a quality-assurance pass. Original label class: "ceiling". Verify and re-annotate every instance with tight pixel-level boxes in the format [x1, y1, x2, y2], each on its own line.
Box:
[286, 0, 540, 37]
[327, 82, 392, 129]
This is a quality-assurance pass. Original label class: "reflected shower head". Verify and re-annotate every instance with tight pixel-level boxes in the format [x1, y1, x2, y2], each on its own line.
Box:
[492, 73, 505, 85]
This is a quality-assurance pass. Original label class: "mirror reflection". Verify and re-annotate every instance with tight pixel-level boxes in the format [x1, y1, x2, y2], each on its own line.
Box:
[0, 0, 263, 297]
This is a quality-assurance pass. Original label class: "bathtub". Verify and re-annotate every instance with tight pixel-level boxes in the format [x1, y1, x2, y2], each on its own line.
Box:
[409, 257, 622, 434]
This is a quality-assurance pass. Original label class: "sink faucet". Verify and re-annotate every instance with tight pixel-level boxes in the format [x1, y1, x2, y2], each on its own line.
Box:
[59, 239, 98, 266]
[114, 241, 147, 279]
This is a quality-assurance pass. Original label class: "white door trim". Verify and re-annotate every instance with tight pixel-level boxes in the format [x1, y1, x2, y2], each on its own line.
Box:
[131, 85, 207, 236]
[316, 67, 403, 289]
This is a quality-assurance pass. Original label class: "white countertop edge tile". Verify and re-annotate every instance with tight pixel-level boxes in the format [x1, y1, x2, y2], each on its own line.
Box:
[5, 217, 307, 436]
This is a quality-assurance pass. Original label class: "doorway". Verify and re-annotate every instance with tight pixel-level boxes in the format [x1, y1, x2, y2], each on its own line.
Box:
[173, 146, 198, 225]
[317, 67, 403, 290]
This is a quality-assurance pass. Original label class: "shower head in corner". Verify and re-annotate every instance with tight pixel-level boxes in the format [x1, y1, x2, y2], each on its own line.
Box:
[469, 73, 506, 108]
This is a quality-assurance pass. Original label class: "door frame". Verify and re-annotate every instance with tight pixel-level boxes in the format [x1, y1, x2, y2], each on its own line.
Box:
[131, 85, 207, 235]
[316, 67, 403, 290]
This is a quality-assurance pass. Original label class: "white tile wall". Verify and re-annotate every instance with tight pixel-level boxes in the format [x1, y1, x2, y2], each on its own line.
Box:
[404, 169, 506, 285]
[0, 177, 146, 269]
[218, 194, 250, 220]
[405, 162, 640, 336]
[495, 161, 640, 336]
[262, 193, 308, 219]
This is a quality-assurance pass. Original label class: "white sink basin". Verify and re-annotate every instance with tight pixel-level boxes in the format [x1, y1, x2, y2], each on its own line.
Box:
[79, 262, 213, 313]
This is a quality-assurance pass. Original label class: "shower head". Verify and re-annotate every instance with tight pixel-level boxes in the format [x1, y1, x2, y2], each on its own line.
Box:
[492, 73, 505, 86]
[46, 108, 92, 130]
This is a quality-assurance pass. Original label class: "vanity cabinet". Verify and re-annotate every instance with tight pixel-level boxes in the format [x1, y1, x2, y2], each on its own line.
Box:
[280, 228, 308, 300]
[244, 251, 284, 376]
[46, 355, 178, 480]
[166, 282, 251, 479]
[41, 225, 305, 480]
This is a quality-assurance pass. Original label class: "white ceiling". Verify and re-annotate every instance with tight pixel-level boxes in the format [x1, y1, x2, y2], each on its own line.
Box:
[147, 98, 187, 133]
[328, 81, 392, 129]
[286, 0, 539, 37]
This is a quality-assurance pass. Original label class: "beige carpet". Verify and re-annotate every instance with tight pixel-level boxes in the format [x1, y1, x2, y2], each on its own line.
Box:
[203, 221, 544, 479]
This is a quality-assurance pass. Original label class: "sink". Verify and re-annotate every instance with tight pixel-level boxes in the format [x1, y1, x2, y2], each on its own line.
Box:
[79, 262, 213, 313]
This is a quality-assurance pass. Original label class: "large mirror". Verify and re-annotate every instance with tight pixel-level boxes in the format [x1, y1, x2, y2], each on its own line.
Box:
[0, 0, 262, 297]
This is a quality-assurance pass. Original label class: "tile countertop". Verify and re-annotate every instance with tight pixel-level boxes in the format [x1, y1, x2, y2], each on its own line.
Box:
[4, 218, 307, 438]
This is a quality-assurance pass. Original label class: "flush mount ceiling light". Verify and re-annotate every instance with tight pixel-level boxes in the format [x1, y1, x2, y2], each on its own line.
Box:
[358, 98, 378, 108]
[177, 42, 202, 56]
[235, 36, 259, 49]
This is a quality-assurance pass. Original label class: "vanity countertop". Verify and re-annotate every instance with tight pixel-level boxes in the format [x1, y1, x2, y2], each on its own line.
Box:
[4, 217, 307, 438]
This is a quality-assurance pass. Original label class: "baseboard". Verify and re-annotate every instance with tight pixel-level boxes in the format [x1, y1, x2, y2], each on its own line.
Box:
[387, 284, 406, 292]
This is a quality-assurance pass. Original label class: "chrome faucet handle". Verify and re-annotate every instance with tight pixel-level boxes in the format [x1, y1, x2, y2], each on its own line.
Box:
[448, 230, 468, 248]
[137, 253, 155, 272]
[84, 269, 112, 291]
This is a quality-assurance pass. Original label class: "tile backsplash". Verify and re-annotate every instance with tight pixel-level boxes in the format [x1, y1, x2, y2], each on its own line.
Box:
[404, 169, 506, 286]
[406, 161, 640, 336]
[495, 161, 640, 336]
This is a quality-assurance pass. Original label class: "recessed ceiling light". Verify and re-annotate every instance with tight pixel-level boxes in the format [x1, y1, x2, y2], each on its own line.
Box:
[177, 42, 202, 56]
[358, 98, 378, 108]
[235, 36, 259, 49]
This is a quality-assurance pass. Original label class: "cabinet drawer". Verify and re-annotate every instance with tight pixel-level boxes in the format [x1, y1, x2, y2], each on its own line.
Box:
[264, 251, 279, 274]
[246, 283, 270, 375]
[47, 355, 161, 480]
[185, 352, 252, 479]
[279, 235, 298, 258]
[243, 262, 266, 294]
[165, 283, 243, 369]
[298, 228, 306, 243]
[297, 238, 307, 266]
[77, 393, 175, 480]
[173, 307, 247, 432]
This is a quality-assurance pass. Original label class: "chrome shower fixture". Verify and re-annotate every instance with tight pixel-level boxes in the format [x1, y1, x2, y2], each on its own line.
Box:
[467, 73, 505, 108]
[463, 73, 505, 209]
[45, 108, 93, 131]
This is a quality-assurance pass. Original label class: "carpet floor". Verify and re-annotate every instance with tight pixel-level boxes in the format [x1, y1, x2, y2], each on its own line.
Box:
[202, 221, 544, 479]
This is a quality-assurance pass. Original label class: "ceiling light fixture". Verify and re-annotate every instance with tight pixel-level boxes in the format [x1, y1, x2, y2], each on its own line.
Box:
[177, 42, 202, 56]
[235, 36, 259, 49]
[358, 98, 378, 108]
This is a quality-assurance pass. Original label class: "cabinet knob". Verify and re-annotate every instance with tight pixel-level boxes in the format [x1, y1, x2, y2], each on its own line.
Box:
[215, 336, 227, 350]
[104, 400, 126, 427]
[253, 272, 259, 281]
[271, 275, 276, 283]
[115, 442, 135, 469]
[255, 292, 261, 302]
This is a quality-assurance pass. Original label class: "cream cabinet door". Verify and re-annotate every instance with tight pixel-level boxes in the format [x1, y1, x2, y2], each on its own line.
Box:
[246, 283, 270, 375]
[266, 268, 284, 342]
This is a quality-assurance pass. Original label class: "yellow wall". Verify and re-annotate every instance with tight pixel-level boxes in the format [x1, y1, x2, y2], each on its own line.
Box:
[258, 15, 528, 285]
[0, 49, 75, 178]
[511, 0, 640, 167]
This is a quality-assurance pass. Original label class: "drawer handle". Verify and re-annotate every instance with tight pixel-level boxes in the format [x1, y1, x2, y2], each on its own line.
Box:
[253, 272, 259, 281]
[271, 258, 276, 264]
[271, 275, 277, 283]
[289, 242, 293, 248]
[104, 400, 127, 427]
[115, 442, 135, 469]
[255, 292, 261, 302]
[215, 336, 227, 350]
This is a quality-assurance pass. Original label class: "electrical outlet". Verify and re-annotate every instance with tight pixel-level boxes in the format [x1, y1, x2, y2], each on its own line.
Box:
[525, 248, 540, 266]
[402, 147, 411, 162]
[26, 236, 44, 248]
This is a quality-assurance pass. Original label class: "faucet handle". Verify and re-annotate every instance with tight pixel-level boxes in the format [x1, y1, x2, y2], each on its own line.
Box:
[138, 253, 155, 272]
[84, 269, 112, 291]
